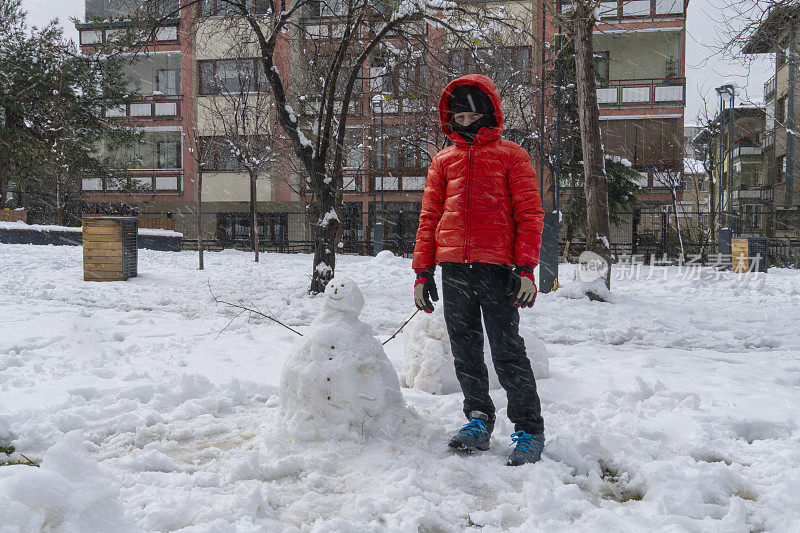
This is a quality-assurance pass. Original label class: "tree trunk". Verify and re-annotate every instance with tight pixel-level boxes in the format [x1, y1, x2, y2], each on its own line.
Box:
[310, 171, 339, 294]
[0, 148, 8, 211]
[0, 176, 7, 211]
[56, 172, 62, 226]
[562, 222, 574, 262]
[250, 171, 259, 262]
[572, 4, 612, 289]
[671, 189, 684, 257]
[197, 168, 204, 270]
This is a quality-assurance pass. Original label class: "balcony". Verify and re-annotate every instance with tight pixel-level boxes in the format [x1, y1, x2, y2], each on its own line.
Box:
[597, 78, 685, 107]
[764, 129, 775, 150]
[81, 170, 183, 194]
[105, 95, 182, 120]
[77, 21, 180, 47]
[765, 74, 776, 100]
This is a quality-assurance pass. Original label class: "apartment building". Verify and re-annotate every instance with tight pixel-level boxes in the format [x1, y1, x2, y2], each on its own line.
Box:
[77, 0, 195, 232]
[76, 0, 537, 252]
[591, 0, 688, 205]
[744, 4, 800, 237]
[76, 0, 687, 250]
[77, 0, 306, 247]
[695, 107, 769, 235]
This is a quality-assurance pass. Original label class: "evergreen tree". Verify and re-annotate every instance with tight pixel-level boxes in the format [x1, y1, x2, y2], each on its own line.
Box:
[0, 0, 135, 224]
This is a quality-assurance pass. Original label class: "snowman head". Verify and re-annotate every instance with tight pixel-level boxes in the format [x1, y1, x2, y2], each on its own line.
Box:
[323, 277, 364, 314]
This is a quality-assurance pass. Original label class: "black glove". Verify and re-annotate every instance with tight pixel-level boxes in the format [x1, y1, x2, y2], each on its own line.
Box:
[507, 265, 537, 308]
[414, 269, 439, 313]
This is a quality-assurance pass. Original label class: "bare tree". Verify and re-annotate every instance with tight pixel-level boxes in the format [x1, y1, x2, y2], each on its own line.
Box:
[651, 168, 686, 257]
[183, 124, 206, 270]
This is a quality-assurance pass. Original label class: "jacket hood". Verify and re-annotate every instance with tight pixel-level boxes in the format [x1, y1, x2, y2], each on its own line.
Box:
[439, 74, 504, 146]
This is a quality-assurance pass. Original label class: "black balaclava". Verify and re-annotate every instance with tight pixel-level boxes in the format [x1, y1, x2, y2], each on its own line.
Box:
[449, 84, 497, 144]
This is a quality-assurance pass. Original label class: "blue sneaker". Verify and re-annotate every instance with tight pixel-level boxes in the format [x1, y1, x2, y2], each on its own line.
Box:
[507, 431, 545, 466]
[448, 411, 492, 452]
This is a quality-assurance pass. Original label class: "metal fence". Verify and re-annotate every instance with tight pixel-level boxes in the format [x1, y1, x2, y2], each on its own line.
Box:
[181, 205, 800, 267]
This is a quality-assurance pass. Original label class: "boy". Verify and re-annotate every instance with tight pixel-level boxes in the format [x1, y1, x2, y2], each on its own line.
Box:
[412, 75, 546, 466]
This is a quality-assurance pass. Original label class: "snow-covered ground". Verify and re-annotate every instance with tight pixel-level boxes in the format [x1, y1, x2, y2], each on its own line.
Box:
[1, 243, 799, 532]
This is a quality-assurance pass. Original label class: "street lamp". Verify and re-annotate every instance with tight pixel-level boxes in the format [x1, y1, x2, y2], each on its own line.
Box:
[370, 94, 385, 255]
[716, 84, 735, 229]
[715, 83, 735, 267]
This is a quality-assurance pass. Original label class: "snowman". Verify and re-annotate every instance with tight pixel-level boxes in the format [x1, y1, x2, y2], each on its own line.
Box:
[280, 277, 406, 442]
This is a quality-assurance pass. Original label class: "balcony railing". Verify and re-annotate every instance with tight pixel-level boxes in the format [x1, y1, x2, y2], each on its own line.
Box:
[589, 0, 685, 20]
[105, 95, 182, 120]
[300, 16, 426, 40]
[765, 74, 776, 100]
[77, 20, 180, 47]
[734, 187, 773, 202]
[597, 78, 685, 107]
[732, 144, 763, 158]
[81, 170, 183, 194]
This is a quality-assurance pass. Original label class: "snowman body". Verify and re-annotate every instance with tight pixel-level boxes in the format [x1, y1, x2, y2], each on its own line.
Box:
[280, 277, 405, 441]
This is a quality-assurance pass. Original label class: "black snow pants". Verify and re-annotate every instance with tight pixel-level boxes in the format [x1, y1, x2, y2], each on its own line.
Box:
[441, 262, 544, 435]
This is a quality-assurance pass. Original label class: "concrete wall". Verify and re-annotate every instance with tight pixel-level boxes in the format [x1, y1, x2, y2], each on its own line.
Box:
[202, 172, 274, 203]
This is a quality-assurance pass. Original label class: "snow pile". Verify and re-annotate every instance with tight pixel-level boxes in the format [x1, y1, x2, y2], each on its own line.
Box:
[368, 249, 405, 267]
[280, 277, 406, 441]
[402, 305, 464, 394]
[557, 278, 615, 302]
[403, 305, 549, 394]
[0, 433, 136, 532]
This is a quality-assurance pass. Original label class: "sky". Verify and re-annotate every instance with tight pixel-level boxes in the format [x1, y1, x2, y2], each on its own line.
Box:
[21, 0, 772, 125]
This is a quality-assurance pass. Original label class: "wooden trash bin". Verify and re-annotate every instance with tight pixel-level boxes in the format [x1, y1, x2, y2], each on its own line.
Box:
[731, 238, 750, 273]
[732, 237, 769, 274]
[82, 216, 138, 281]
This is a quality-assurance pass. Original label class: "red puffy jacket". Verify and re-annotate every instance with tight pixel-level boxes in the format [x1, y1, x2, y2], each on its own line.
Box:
[412, 75, 545, 272]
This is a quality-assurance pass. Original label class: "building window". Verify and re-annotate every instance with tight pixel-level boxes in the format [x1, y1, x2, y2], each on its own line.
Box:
[157, 140, 181, 169]
[370, 51, 428, 98]
[370, 125, 426, 174]
[217, 213, 288, 245]
[307, 0, 349, 17]
[156, 69, 180, 95]
[341, 203, 363, 243]
[200, 137, 250, 171]
[594, 51, 610, 85]
[450, 47, 531, 87]
[201, 0, 269, 16]
[777, 96, 788, 124]
[198, 58, 269, 95]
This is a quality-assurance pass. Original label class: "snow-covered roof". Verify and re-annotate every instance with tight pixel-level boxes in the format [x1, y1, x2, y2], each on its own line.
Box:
[684, 157, 705, 175]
